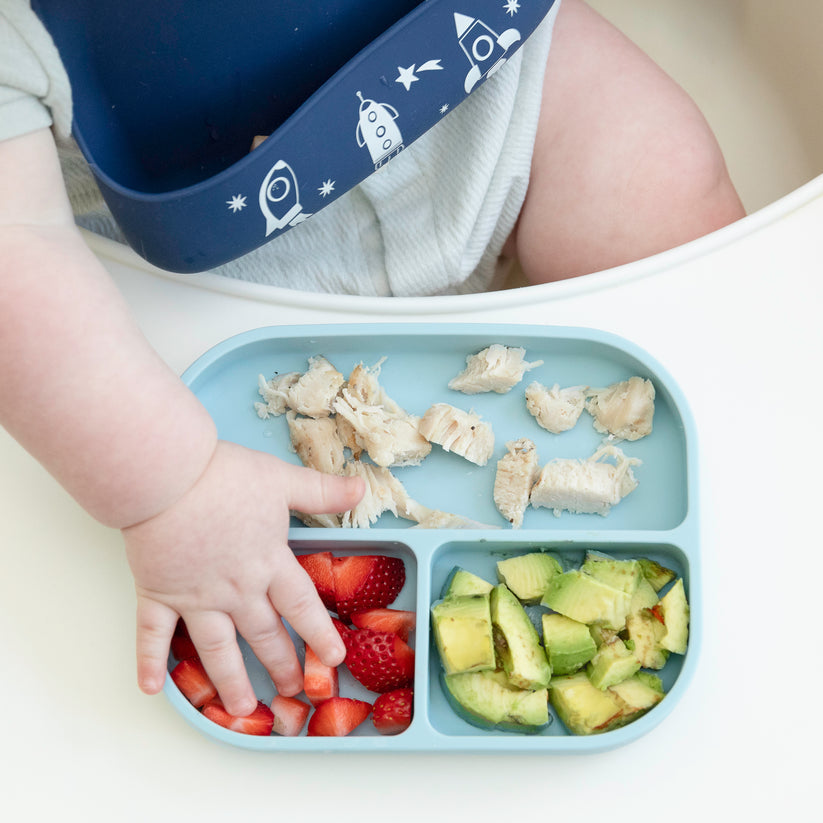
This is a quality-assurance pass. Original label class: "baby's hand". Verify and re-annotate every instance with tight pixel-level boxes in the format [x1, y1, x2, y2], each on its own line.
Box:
[121, 440, 364, 716]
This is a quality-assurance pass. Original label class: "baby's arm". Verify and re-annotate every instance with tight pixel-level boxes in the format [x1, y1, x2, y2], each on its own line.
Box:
[508, 0, 745, 283]
[0, 128, 362, 715]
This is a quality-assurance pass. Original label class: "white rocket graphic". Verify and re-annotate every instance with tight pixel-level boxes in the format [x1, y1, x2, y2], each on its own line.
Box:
[454, 12, 521, 93]
[355, 91, 405, 169]
[258, 159, 312, 236]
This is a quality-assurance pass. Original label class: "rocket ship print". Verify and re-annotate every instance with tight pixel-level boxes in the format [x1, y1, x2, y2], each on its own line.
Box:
[355, 91, 405, 169]
[454, 12, 521, 93]
[258, 159, 312, 236]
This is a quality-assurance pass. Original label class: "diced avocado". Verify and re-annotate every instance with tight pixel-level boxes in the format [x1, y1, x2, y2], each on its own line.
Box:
[496, 552, 562, 604]
[581, 553, 642, 596]
[431, 594, 495, 675]
[442, 670, 550, 733]
[624, 608, 670, 669]
[549, 672, 625, 735]
[441, 567, 494, 599]
[490, 584, 552, 689]
[587, 637, 641, 690]
[541, 570, 632, 631]
[541, 613, 597, 675]
[589, 624, 618, 648]
[610, 672, 664, 711]
[658, 578, 690, 654]
[637, 557, 677, 592]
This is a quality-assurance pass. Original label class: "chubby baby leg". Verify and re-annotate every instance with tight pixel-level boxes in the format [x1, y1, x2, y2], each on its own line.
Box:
[508, 0, 745, 284]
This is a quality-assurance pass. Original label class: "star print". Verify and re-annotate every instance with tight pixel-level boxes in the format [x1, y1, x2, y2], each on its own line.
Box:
[439, 103, 449, 115]
[318, 179, 335, 197]
[395, 64, 419, 91]
[226, 194, 247, 213]
[503, 0, 520, 16]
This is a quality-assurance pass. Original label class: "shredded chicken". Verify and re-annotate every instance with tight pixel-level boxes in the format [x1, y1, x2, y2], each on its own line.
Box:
[448, 344, 543, 394]
[493, 438, 540, 528]
[340, 461, 415, 528]
[287, 355, 345, 418]
[286, 411, 346, 475]
[586, 376, 655, 441]
[525, 382, 589, 434]
[255, 371, 301, 418]
[529, 444, 640, 517]
[419, 403, 495, 466]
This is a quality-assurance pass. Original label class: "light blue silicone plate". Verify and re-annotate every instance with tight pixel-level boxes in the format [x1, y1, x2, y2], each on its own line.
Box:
[163, 323, 700, 753]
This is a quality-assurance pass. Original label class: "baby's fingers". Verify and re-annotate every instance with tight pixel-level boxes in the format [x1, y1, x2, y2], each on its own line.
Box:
[183, 611, 257, 717]
[283, 462, 364, 516]
[135, 596, 179, 695]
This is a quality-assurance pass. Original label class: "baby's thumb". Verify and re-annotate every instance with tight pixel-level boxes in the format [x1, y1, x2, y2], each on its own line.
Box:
[284, 463, 365, 515]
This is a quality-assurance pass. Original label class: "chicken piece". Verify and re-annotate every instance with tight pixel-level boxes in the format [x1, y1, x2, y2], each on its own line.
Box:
[525, 382, 589, 434]
[286, 412, 346, 475]
[344, 359, 404, 414]
[287, 355, 345, 418]
[586, 377, 655, 441]
[448, 344, 543, 394]
[529, 444, 640, 517]
[340, 461, 414, 528]
[333, 388, 431, 468]
[419, 403, 494, 466]
[254, 371, 301, 419]
[494, 438, 540, 528]
[409, 507, 500, 530]
[291, 511, 342, 528]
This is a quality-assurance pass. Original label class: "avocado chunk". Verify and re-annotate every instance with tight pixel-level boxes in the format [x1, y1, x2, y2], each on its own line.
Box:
[541, 613, 597, 675]
[549, 672, 625, 735]
[581, 553, 642, 596]
[587, 636, 641, 690]
[628, 575, 660, 616]
[441, 566, 495, 599]
[496, 552, 562, 604]
[658, 578, 690, 654]
[637, 557, 677, 592]
[541, 570, 632, 630]
[624, 608, 670, 669]
[442, 670, 550, 733]
[431, 594, 495, 675]
[490, 584, 552, 689]
[610, 672, 664, 719]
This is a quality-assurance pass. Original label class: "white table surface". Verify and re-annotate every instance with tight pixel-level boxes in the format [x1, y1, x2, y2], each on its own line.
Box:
[2, 182, 821, 821]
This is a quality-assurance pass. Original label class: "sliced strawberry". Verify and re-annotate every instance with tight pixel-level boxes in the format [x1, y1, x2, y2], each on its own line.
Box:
[342, 627, 415, 693]
[372, 688, 414, 735]
[170, 618, 197, 661]
[306, 697, 372, 737]
[170, 657, 217, 708]
[331, 616, 352, 638]
[270, 695, 311, 737]
[303, 645, 339, 707]
[351, 608, 416, 642]
[332, 555, 405, 620]
[202, 698, 275, 736]
[296, 551, 337, 611]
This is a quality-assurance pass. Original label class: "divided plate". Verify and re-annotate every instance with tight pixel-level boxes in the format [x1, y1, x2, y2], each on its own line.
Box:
[163, 323, 700, 753]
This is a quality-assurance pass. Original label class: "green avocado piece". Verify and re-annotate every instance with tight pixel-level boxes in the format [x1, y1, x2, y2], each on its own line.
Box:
[541, 570, 632, 631]
[637, 557, 677, 592]
[587, 636, 641, 690]
[496, 552, 562, 604]
[441, 567, 494, 599]
[658, 578, 690, 654]
[490, 584, 552, 689]
[431, 594, 495, 675]
[442, 670, 550, 733]
[582, 553, 642, 596]
[624, 608, 670, 669]
[541, 613, 597, 675]
[628, 575, 660, 617]
[549, 672, 625, 735]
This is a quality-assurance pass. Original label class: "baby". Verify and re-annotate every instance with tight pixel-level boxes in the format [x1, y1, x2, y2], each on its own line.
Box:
[0, 0, 743, 717]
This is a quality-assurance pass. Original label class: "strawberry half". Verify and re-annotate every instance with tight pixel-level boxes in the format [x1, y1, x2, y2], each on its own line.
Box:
[372, 688, 414, 735]
[306, 697, 372, 737]
[303, 645, 339, 707]
[296, 551, 337, 611]
[170, 657, 217, 708]
[332, 555, 406, 620]
[342, 627, 415, 693]
[351, 608, 416, 642]
[170, 618, 198, 661]
[202, 698, 275, 736]
[270, 695, 311, 737]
